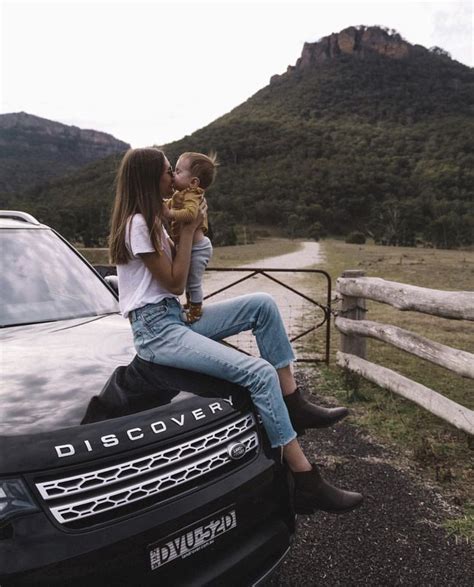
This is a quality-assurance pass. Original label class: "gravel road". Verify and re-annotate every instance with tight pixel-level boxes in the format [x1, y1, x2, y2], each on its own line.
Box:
[265, 386, 474, 586]
[244, 242, 325, 269]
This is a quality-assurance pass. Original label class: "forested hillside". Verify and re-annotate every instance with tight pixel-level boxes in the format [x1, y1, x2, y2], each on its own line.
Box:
[2, 26, 472, 248]
[0, 112, 130, 193]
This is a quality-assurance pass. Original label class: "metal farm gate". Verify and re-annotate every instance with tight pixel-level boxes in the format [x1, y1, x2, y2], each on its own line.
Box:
[94, 264, 332, 363]
[204, 267, 332, 364]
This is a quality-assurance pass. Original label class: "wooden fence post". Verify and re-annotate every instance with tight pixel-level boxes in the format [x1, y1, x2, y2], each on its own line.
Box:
[339, 270, 367, 359]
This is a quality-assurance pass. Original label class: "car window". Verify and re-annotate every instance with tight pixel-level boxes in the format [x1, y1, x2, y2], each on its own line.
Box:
[0, 228, 119, 326]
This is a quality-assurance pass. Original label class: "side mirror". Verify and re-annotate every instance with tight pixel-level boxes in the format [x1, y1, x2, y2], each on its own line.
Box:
[105, 275, 119, 295]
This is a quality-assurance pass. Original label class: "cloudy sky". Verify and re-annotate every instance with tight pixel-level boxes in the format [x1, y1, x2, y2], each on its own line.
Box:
[1, 0, 472, 147]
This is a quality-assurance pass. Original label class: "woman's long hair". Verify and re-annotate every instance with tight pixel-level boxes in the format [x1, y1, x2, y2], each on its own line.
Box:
[109, 147, 166, 264]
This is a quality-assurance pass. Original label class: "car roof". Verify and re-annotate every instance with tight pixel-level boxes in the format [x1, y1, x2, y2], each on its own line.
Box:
[0, 211, 48, 229]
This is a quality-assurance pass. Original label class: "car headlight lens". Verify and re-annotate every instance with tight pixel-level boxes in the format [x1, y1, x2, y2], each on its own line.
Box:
[0, 479, 39, 522]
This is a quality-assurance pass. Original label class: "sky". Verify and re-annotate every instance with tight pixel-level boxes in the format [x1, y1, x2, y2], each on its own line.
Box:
[1, 0, 472, 147]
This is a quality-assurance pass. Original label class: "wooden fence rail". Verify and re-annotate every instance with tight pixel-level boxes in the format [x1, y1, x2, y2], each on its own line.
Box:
[335, 270, 474, 436]
[337, 275, 474, 321]
[335, 317, 474, 379]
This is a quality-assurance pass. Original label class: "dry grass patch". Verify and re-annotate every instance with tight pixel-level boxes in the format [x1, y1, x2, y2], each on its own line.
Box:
[79, 238, 303, 268]
[79, 247, 109, 265]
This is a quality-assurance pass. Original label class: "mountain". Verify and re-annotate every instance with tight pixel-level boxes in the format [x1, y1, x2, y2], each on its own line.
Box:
[0, 112, 130, 192]
[2, 26, 473, 248]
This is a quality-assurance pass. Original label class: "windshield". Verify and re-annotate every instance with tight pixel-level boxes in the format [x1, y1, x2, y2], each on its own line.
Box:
[0, 228, 119, 326]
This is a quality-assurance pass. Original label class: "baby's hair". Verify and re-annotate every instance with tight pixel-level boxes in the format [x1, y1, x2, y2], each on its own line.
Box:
[180, 151, 219, 189]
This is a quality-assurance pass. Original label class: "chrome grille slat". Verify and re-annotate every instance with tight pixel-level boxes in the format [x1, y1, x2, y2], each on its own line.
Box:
[37, 414, 255, 500]
[35, 411, 260, 526]
[50, 432, 258, 524]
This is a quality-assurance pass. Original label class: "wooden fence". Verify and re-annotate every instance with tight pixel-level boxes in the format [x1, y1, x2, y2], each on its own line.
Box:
[335, 270, 474, 436]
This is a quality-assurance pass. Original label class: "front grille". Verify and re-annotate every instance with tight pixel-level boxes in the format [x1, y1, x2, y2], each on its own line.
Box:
[36, 412, 258, 526]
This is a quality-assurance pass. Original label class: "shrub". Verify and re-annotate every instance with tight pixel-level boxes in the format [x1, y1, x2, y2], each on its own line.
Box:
[308, 222, 326, 241]
[345, 231, 366, 244]
[209, 211, 238, 246]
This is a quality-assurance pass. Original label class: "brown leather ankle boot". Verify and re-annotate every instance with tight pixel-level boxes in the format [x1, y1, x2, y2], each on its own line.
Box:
[283, 388, 348, 435]
[293, 464, 363, 514]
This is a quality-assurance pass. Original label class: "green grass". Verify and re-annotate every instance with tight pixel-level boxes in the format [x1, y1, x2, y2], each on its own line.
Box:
[444, 503, 474, 544]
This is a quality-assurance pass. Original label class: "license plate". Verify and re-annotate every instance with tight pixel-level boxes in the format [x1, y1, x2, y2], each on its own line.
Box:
[149, 507, 237, 571]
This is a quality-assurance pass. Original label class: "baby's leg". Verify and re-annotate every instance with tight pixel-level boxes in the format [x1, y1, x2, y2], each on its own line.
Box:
[186, 238, 213, 323]
[187, 237, 213, 303]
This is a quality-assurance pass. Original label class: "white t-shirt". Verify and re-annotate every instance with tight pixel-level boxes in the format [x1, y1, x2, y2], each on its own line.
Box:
[117, 214, 178, 318]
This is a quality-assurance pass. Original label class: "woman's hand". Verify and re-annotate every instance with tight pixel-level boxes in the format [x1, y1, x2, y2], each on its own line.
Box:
[162, 201, 172, 219]
[196, 198, 208, 225]
[143, 199, 207, 295]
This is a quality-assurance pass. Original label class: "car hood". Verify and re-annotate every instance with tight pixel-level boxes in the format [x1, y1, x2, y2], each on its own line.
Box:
[0, 315, 251, 473]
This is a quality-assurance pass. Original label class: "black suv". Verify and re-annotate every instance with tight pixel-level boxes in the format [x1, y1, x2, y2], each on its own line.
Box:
[0, 211, 295, 586]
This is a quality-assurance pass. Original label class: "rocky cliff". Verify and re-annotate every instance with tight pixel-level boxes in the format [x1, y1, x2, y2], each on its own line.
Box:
[0, 112, 130, 192]
[271, 26, 418, 82]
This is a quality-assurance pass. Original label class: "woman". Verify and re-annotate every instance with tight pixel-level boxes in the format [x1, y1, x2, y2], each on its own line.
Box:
[109, 147, 363, 514]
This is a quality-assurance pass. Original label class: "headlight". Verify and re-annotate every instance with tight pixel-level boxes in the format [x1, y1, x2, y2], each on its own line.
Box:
[0, 479, 39, 523]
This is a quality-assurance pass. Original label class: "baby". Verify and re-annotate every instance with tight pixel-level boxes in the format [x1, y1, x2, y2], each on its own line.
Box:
[164, 152, 217, 323]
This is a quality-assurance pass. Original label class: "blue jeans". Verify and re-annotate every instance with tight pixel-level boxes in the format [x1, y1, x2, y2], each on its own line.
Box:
[187, 237, 213, 303]
[129, 293, 297, 448]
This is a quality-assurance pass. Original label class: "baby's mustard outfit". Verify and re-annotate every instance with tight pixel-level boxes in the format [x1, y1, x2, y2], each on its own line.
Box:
[167, 187, 208, 244]
[166, 187, 212, 323]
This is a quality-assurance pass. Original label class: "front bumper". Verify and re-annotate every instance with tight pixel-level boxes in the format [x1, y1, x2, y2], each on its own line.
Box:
[1, 454, 294, 586]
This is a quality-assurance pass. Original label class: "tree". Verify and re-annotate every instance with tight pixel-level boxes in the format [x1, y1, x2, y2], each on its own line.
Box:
[208, 211, 237, 246]
[429, 46, 451, 59]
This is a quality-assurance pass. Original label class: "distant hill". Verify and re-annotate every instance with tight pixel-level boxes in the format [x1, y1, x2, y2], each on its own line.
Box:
[2, 26, 473, 248]
[0, 112, 130, 192]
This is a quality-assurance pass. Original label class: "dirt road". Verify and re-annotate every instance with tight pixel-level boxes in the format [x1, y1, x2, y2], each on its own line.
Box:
[243, 241, 325, 269]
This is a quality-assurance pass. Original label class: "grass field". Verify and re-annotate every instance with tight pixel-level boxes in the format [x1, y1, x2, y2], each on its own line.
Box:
[79, 238, 302, 267]
[210, 238, 302, 266]
[79, 247, 109, 265]
[81, 238, 473, 535]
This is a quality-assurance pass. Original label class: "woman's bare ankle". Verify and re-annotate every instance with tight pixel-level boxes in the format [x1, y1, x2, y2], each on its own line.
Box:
[276, 365, 297, 396]
[283, 439, 313, 473]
